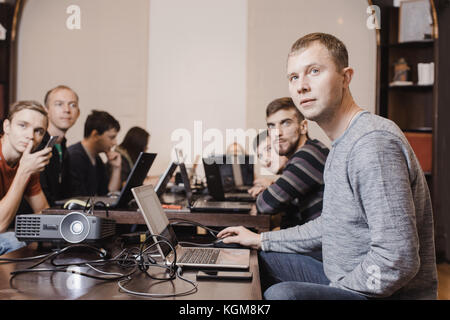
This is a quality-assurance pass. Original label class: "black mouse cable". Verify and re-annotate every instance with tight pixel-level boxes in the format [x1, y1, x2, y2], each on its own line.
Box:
[168, 218, 227, 247]
[168, 218, 220, 238]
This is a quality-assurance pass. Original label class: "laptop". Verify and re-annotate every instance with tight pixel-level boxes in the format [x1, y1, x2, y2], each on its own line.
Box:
[56, 152, 157, 208]
[131, 184, 250, 269]
[214, 154, 254, 192]
[203, 157, 255, 202]
[154, 161, 178, 197]
[177, 157, 253, 213]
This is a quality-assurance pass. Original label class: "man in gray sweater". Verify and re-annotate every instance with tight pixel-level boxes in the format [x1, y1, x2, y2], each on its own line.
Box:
[217, 33, 437, 299]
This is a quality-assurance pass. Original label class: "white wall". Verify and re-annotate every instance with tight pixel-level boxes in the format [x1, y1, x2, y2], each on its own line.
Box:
[147, 0, 248, 173]
[16, 0, 376, 176]
[16, 0, 150, 166]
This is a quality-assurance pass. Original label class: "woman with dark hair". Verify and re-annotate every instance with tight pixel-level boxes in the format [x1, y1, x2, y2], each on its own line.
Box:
[116, 126, 150, 184]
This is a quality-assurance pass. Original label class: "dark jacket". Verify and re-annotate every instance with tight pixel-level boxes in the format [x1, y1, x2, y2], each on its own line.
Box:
[67, 142, 109, 196]
[37, 132, 71, 205]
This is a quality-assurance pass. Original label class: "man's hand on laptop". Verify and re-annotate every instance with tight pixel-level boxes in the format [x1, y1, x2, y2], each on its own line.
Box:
[217, 226, 262, 250]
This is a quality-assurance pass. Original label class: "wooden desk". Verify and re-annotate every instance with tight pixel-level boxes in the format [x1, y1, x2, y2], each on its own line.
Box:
[42, 208, 271, 233]
[0, 243, 262, 300]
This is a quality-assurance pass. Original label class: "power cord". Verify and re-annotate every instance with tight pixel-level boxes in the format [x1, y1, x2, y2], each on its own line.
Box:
[116, 233, 198, 297]
[117, 265, 197, 298]
[9, 244, 137, 282]
[7, 236, 198, 298]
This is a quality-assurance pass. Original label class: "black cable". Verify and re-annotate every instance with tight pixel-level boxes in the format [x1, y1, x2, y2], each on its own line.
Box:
[0, 252, 56, 263]
[8, 234, 198, 298]
[93, 201, 109, 218]
[9, 244, 138, 282]
[84, 197, 92, 213]
[178, 241, 214, 247]
[138, 234, 177, 277]
[168, 218, 220, 238]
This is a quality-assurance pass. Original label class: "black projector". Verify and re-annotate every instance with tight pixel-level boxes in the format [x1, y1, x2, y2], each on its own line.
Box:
[15, 212, 116, 244]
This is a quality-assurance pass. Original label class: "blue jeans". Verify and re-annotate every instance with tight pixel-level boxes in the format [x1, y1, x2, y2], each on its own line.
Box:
[0, 232, 26, 256]
[258, 251, 367, 300]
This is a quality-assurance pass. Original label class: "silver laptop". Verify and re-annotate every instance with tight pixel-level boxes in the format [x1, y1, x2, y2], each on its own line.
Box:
[131, 184, 250, 269]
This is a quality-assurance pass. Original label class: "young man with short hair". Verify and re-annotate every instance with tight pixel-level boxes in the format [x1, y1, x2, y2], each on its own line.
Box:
[255, 97, 329, 228]
[67, 110, 121, 197]
[218, 33, 437, 299]
[0, 101, 52, 255]
[38, 85, 80, 205]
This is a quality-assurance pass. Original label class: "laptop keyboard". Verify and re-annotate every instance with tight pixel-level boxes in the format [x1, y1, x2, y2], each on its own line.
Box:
[179, 248, 220, 265]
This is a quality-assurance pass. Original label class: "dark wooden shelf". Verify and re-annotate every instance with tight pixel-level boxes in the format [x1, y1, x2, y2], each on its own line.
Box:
[388, 84, 434, 90]
[403, 127, 433, 133]
[373, 0, 450, 261]
[387, 40, 435, 48]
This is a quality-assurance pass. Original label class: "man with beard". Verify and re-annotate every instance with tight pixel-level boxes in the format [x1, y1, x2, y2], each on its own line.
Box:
[255, 97, 329, 229]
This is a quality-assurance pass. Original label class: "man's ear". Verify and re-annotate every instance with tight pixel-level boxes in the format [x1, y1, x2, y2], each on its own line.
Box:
[342, 67, 354, 88]
[90, 129, 100, 140]
[3, 119, 10, 135]
[299, 119, 308, 135]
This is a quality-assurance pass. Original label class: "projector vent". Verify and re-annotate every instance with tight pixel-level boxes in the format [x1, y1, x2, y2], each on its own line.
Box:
[15, 216, 41, 237]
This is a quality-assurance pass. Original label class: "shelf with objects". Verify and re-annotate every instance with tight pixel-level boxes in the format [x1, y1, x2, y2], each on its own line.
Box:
[371, 0, 450, 261]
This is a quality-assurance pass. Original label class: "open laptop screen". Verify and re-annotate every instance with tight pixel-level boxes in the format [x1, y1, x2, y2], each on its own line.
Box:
[208, 155, 254, 190]
[154, 162, 177, 197]
[117, 152, 157, 207]
[132, 185, 178, 258]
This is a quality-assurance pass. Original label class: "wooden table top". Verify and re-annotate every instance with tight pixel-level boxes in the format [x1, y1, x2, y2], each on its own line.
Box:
[43, 207, 271, 233]
[0, 242, 262, 300]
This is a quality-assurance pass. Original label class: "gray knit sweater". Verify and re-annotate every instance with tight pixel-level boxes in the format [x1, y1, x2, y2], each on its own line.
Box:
[261, 111, 438, 299]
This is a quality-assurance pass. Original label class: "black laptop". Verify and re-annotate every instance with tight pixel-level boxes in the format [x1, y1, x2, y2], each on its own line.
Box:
[203, 157, 255, 202]
[177, 158, 252, 213]
[154, 161, 178, 197]
[214, 154, 254, 192]
[56, 152, 157, 208]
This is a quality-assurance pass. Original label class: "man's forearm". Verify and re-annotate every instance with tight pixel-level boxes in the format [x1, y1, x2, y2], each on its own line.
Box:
[261, 216, 322, 253]
[108, 167, 121, 192]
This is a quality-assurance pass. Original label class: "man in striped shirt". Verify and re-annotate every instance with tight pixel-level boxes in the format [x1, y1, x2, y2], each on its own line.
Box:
[256, 97, 329, 228]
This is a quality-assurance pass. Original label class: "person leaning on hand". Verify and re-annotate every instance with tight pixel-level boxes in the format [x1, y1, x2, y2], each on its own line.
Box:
[0, 101, 52, 255]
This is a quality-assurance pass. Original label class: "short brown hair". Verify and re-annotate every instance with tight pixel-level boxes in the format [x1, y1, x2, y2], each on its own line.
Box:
[290, 32, 348, 71]
[7, 100, 48, 126]
[44, 85, 79, 107]
[84, 110, 120, 138]
[266, 97, 305, 123]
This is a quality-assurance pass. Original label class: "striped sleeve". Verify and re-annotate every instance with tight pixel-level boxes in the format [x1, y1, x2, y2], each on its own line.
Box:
[256, 139, 328, 215]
